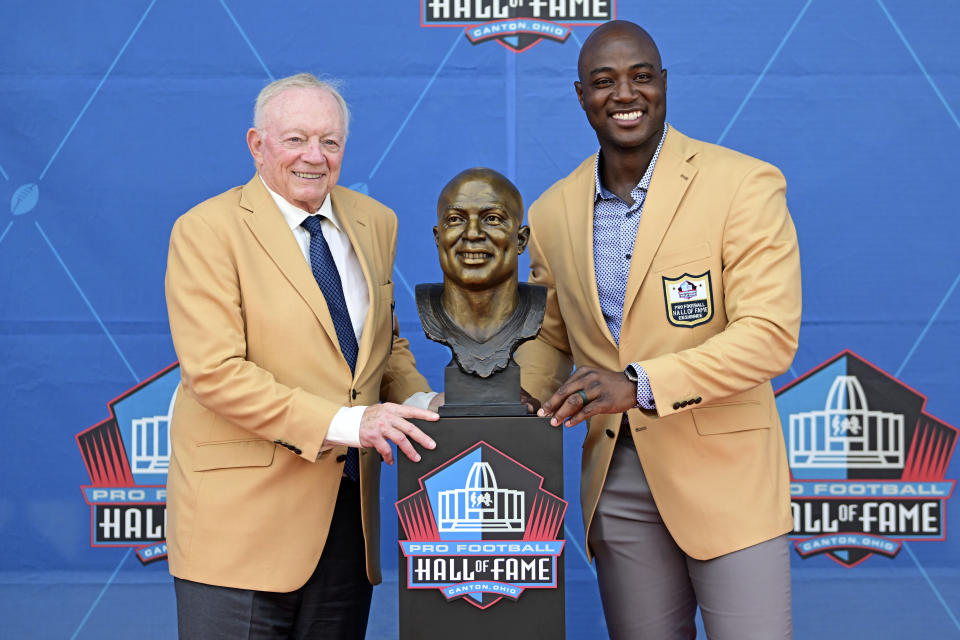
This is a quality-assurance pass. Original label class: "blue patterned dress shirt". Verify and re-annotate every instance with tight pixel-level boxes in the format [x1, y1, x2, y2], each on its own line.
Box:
[593, 124, 669, 410]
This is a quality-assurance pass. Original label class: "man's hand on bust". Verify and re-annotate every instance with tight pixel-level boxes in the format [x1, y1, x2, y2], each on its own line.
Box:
[359, 403, 439, 465]
[538, 367, 636, 427]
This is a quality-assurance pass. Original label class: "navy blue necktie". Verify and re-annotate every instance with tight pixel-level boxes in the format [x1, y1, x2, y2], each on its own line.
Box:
[301, 215, 360, 482]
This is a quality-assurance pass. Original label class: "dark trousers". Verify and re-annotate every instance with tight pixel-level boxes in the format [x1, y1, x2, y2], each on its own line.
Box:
[174, 477, 373, 640]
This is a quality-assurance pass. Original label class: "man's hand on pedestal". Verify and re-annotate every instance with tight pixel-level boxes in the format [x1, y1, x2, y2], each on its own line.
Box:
[359, 403, 439, 464]
[521, 387, 542, 414]
[537, 367, 636, 427]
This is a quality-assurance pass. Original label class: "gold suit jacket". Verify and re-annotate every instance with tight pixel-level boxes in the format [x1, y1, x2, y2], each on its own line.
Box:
[517, 128, 802, 560]
[164, 176, 429, 591]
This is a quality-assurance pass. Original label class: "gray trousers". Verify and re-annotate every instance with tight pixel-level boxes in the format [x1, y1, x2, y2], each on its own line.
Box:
[588, 436, 792, 640]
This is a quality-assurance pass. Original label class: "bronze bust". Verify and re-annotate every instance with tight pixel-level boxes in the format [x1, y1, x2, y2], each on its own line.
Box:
[416, 168, 545, 414]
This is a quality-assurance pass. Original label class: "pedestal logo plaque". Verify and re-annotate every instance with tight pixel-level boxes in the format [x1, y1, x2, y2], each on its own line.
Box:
[397, 440, 566, 609]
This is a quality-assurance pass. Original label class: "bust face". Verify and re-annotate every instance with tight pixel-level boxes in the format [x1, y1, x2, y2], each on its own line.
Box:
[434, 173, 529, 291]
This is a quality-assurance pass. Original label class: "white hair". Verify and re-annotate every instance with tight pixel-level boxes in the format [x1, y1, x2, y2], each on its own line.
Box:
[253, 73, 350, 138]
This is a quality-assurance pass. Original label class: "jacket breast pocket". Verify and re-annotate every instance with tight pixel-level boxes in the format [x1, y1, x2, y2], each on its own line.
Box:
[651, 242, 712, 273]
[380, 280, 394, 304]
[691, 401, 769, 435]
[379, 281, 395, 350]
[192, 439, 276, 471]
[654, 242, 715, 329]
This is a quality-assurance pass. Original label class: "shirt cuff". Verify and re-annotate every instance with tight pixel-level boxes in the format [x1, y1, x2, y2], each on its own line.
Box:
[404, 391, 439, 410]
[631, 362, 656, 410]
[323, 391, 438, 450]
[325, 405, 368, 448]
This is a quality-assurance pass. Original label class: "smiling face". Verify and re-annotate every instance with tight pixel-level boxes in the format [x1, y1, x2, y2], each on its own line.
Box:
[434, 169, 529, 292]
[575, 21, 667, 156]
[246, 86, 345, 213]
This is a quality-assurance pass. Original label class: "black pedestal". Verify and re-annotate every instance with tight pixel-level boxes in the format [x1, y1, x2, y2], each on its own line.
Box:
[440, 362, 528, 417]
[397, 415, 566, 640]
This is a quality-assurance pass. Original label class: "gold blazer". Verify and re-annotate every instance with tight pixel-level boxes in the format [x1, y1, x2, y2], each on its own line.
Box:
[164, 176, 429, 591]
[518, 128, 802, 560]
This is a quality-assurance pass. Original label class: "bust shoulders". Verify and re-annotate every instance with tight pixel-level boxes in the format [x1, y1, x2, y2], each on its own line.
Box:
[416, 283, 546, 378]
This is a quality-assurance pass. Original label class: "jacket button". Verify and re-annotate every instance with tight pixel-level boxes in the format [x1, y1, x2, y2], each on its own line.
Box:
[605, 429, 615, 438]
[672, 402, 681, 410]
[695, 397, 702, 404]
[273, 439, 282, 444]
[351, 389, 358, 400]
[294, 448, 302, 455]
[337, 454, 347, 462]
[680, 400, 689, 408]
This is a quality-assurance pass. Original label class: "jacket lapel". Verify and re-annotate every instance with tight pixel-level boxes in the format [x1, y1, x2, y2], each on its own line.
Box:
[622, 129, 698, 321]
[564, 157, 619, 350]
[240, 176, 341, 357]
[330, 187, 377, 377]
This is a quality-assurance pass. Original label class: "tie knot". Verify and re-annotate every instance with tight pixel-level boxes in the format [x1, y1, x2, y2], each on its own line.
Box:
[301, 215, 324, 236]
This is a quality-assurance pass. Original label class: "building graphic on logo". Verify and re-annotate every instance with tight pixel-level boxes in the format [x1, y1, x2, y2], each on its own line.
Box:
[438, 461, 525, 533]
[676, 280, 698, 299]
[776, 351, 956, 567]
[130, 391, 174, 474]
[397, 442, 566, 608]
[420, 1, 616, 53]
[76, 363, 180, 564]
[790, 375, 905, 469]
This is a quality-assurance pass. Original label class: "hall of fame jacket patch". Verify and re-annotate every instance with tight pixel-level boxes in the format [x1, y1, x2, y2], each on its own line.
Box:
[662, 271, 714, 327]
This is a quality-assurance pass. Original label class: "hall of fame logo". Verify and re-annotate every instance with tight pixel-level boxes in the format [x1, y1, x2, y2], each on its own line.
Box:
[76, 363, 180, 564]
[662, 272, 713, 328]
[421, 0, 615, 53]
[776, 351, 957, 567]
[397, 441, 567, 608]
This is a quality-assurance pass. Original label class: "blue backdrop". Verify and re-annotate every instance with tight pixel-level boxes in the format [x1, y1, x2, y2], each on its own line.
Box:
[2, 1, 959, 638]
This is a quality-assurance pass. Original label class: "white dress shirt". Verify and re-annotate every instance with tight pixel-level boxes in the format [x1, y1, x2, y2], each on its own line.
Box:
[261, 177, 435, 447]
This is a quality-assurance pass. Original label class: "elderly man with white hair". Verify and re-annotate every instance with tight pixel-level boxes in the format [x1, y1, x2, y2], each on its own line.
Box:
[165, 73, 440, 639]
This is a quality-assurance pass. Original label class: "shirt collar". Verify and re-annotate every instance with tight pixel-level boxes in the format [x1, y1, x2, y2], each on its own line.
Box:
[594, 123, 669, 202]
[259, 175, 341, 232]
